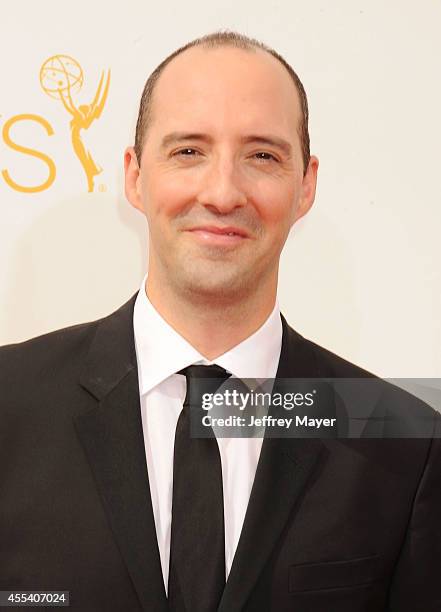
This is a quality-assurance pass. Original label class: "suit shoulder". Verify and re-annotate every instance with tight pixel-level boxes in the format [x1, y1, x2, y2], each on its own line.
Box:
[0, 314, 104, 385]
[0, 291, 138, 390]
[300, 333, 376, 378]
[296, 331, 440, 436]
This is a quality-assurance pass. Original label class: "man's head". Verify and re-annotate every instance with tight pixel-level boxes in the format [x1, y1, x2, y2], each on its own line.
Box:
[125, 31, 318, 306]
[134, 32, 312, 177]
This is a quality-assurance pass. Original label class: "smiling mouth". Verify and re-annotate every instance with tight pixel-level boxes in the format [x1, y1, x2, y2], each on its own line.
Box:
[186, 225, 249, 236]
[185, 226, 249, 246]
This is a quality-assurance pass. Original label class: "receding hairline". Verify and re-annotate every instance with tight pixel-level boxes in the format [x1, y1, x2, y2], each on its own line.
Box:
[149, 45, 300, 126]
[134, 31, 310, 174]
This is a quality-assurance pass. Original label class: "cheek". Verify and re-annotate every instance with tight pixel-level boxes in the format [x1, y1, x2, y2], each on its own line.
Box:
[253, 183, 297, 229]
[142, 171, 196, 218]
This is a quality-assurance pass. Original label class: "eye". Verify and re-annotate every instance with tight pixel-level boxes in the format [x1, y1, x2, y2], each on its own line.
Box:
[253, 152, 279, 162]
[173, 148, 200, 157]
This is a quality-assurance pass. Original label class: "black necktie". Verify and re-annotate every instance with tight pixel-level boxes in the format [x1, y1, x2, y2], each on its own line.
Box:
[168, 364, 231, 612]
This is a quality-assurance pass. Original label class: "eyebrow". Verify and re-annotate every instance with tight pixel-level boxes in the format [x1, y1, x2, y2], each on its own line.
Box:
[160, 131, 292, 156]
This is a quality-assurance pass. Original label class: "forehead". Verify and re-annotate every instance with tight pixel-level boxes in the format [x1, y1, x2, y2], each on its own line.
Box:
[148, 46, 302, 138]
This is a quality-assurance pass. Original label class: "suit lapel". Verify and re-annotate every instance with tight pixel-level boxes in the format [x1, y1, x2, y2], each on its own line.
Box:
[218, 315, 326, 612]
[74, 293, 168, 612]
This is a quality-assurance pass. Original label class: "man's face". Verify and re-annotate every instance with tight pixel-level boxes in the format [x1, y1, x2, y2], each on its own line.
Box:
[125, 46, 318, 302]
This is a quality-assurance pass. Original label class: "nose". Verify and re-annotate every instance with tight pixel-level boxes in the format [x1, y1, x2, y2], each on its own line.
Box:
[196, 157, 247, 214]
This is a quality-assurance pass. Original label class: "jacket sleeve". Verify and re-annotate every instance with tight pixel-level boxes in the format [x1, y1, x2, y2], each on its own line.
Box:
[387, 415, 441, 611]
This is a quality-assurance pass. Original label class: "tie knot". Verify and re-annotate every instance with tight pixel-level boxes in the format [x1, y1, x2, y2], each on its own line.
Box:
[178, 364, 231, 381]
[178, 364, 232, 408]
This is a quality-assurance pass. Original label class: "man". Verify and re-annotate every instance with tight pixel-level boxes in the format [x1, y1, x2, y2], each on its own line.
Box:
[0, 31, 440, 612]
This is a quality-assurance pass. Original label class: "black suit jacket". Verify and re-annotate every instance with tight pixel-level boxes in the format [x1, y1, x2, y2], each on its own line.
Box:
[1, 292, 440, 611]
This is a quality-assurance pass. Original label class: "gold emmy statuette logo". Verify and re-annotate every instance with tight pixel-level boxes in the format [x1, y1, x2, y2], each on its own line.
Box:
[40, 55, 110, 192]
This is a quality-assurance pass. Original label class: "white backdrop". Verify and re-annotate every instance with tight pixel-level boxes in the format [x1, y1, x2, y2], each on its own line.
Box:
[1, 0, 440, 378]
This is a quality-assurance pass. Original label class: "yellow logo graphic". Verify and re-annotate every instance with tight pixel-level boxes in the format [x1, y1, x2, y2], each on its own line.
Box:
[2, 114, 57, 193]
[1, 55, 110, 194]
[40, 55, 110, 192]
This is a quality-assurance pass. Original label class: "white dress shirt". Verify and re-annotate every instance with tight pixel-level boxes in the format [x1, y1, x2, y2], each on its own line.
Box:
[133, 275, 282, 594]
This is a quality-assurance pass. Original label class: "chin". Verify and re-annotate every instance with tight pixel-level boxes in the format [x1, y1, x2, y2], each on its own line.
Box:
[175, 265, 251, 302]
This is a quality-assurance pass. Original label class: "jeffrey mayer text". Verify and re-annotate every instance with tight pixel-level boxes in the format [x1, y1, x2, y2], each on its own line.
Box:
[202, 414, 337, 429]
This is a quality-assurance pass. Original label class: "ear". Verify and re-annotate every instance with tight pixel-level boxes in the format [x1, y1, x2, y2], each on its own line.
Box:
[124, 146, 144, 214]
[291, 155, 319, 226]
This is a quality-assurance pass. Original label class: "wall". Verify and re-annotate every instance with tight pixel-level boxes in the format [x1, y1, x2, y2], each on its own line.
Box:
[1, 0, 440, 377]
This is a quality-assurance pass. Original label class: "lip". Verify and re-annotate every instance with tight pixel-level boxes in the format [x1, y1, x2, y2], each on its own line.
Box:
[186, 225, 249, 238]
[184, 225, 249, 247]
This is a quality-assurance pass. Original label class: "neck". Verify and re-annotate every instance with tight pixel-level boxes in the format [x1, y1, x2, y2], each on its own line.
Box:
[145, 275, 277, 361]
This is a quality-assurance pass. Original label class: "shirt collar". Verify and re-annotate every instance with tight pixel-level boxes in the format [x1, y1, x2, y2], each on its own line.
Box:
[133, 274, 282, 395]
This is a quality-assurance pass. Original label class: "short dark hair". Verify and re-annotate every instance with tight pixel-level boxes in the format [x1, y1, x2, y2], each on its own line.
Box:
[134, 30, 311, 175]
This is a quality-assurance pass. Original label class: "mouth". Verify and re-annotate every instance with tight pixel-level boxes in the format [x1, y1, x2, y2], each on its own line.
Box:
[184, 225, 249, 246]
